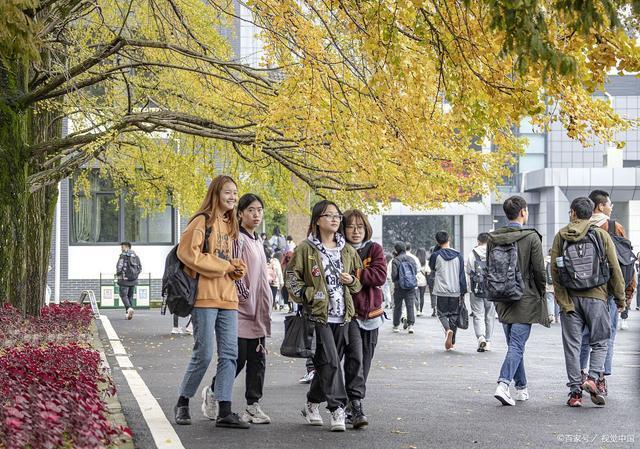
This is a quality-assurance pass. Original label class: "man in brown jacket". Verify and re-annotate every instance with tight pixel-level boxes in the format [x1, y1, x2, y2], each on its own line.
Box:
[579, 190, 634, 396]
[551, 197, 625, 407]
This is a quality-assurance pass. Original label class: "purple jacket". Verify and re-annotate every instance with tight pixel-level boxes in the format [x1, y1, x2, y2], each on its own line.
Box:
[236, 229, 272, 339]
[352, 242, 387, 320]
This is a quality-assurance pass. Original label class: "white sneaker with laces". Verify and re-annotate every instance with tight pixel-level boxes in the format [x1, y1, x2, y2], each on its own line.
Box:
[171, 327, 181, 335]
[392, 326, 400, 333]
[494, 382, 515, 406]
[201, 386, 218, 420]
[126, 308, 134, 320]
[244, 402, 271, 424]
[514, 388, 529, 401]
[330, 407, 346, 432]
[477, 336, 487, 352]
[407, 325, 414, 334]
[620, 319, 629, 330]
[302, 402, 323, 426]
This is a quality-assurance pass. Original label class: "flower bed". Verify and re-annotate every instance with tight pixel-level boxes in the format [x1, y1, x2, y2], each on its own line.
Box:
[0, 303, 131, 449]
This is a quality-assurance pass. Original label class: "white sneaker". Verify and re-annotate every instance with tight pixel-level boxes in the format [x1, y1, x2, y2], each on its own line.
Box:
[477, 336, 487, 352]
[171, 327, 182, 335]
[514, 388, 529, 401]
[330, 407, 346, 432]
[201, 386, 217, 420]
[244, 402, 271, 424]
[392, 326, 400, 333]
[183, 324, 193, 335]
[620, 319, 629, 330]
[298, 370, 315, 384]
[407, 325, 414, 334]
[126, 308, 134, 320]
[302, 402, 323, 426]
[416, 311, 423, 317]
[494, 382, 515, 406]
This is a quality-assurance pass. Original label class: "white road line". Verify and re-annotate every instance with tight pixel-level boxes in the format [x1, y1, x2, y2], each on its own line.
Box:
[100, 315, 120, 340]
[99, 316, 185, 449]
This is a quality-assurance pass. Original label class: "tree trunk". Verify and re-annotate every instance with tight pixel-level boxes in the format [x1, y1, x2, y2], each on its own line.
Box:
[0, 56, 59, 317]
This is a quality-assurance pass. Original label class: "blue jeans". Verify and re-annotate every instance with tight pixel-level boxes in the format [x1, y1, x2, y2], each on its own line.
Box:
[580, 297, 617, 376]
[497, 323, 532, 389]
[179, 308, 238, 401]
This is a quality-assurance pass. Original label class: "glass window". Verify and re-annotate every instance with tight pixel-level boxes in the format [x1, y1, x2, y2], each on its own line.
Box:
[523, 134, 545, 154]
[519, 153, 545, 173]
[70, 171, 174, 245]
[382, 215, 456, 251]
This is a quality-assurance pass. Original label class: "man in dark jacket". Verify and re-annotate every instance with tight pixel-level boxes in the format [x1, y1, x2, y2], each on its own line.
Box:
[391, 242, 418, 334]
[489, 196, 549, 406]
[116, 242, 142, 320]
[551, 197, 625, 407]
[429, 230, 467, 351]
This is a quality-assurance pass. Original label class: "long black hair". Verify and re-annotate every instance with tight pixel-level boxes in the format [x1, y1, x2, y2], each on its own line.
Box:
[307, 200, 344, 239]
[416, 247, 427, 267]
[237, 193, 264, 225]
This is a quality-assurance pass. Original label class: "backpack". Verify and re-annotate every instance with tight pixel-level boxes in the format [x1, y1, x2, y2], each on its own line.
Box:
[557, 228, 609, 291]
[124, 253, 142, 281]
[397, 257, 417, 290]
[161, 214, 211, 317]
[470, 249, 487, 298]
[607, 220, 636, 290]
[484, 241, 524, 302]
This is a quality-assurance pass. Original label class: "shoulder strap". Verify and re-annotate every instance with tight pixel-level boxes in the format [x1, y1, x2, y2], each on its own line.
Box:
[608, 219, 616, 237]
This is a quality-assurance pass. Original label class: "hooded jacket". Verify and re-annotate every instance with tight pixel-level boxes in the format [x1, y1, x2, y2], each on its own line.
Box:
[285, 235, 362, 324]
[487, 226, 549, 326]
[550, 219, 625, 313]
[351, 241, 387, 320]
[428, 248, 467, 298]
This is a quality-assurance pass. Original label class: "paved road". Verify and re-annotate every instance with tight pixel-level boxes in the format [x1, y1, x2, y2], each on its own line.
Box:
[98, 306, 640, 449]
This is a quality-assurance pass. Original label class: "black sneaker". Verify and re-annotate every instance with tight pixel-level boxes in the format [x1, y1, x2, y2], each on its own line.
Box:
[216, 412, 250, 429]
[174, 405, 191, 425]
[350, 400, 368, 430]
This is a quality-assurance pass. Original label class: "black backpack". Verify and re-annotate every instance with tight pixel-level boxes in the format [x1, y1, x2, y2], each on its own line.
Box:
[484, 241, 524, 303]
[124, 253, 142, 281]
[161, 214, 211, 317]
[607, 220, 636, 290]
[470, 249, 487, 298]
[557, 228, 609, 291]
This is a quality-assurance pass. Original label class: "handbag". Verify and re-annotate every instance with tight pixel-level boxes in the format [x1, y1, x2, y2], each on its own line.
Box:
[280, 312, 315, 358]
[457, 299, 469, 330]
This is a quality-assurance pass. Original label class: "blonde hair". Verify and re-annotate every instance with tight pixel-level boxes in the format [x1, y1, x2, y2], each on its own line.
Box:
[191, 175, 239, 239]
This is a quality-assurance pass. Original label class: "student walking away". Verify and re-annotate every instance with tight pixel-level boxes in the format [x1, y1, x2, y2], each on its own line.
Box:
[544, 250, 559, 323]
[173, 175, 249, 429]
[269, 226, 287, 252]
[265, 247, 284, 310]
[429, 231, 467, 350]
[211, 194, 272, 424]
[578, 190, 635, 394]
[286, 200, 363, 432]
[415, 248, 429, 316]
[465, 233, 495, 352]
[172, 314, 193, 335]
[116, 242, 142, 320]
[487, 196, 549, 406]
[343, 209, 387, 429]
[391, 242, 418, 333]
[551, 197, 625, 407]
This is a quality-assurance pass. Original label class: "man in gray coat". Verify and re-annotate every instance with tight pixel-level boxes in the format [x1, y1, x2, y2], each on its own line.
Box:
[488, 196, 549, 406]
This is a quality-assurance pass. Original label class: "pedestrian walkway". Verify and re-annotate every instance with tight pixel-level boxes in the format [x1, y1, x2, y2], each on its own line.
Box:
[98, 309, 640, 449]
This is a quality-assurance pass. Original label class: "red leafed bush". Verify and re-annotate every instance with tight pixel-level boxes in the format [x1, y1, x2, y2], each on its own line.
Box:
[0, 343, 129, 449]
[0, 302, 93, 349]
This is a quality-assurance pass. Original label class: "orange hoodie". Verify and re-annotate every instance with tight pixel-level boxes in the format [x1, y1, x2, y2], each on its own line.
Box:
[177, 214, 240, 309]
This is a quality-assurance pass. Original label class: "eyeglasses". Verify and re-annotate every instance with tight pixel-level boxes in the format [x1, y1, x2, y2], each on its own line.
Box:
[320, 214, 343, 221]
[345, 225, 365, 231]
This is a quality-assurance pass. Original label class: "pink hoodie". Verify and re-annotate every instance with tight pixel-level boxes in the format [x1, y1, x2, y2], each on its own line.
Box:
[236, 228, 272, 339]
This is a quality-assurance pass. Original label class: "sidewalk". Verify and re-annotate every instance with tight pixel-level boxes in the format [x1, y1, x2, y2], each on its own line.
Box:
[98, 308, 640, 449]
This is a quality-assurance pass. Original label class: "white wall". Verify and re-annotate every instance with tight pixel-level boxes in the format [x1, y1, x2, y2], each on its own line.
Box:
[68, 245, 174, 279]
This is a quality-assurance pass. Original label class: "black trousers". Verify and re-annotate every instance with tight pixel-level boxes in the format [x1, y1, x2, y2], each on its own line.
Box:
[417, 286, 427, 312]
[119, 284, 134, 309]
[437, 296, 461, 345]
[308, 322, 349, 411]
[213, 337, 266, 405]
[344, 324, 378, 400]
[343, 321, 366, 401]
[393, 288, 416, 326]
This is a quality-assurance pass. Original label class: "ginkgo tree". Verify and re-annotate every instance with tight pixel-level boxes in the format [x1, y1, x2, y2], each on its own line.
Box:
[1, 0, 638, 315]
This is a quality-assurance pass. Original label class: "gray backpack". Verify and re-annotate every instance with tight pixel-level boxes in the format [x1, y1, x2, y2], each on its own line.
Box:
[484, 242, 524, 303]
[557, 228, 610, 291]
